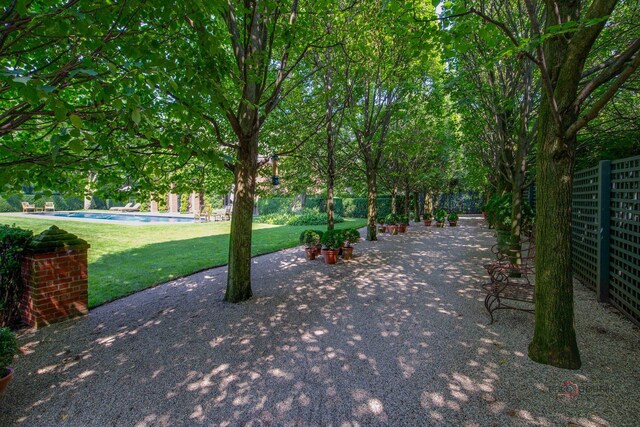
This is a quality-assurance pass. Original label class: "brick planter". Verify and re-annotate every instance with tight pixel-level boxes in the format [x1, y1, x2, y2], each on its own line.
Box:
[21, 226, 90, 328]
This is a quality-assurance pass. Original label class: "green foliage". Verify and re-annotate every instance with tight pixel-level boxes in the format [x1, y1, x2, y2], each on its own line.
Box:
[342, 198, 368, 218]
[485, 194, 511, 230]
[0, 225, 33, 326]
[321, 229, 345, 250]
[180, 194, 189, 214]
[434, 208, 447, 222]
[0, 194, 83, 212]
[485, 193, 534, 231]
[258, 197, 294, 215]
[255, 209, 344, 226]
[343, 229, 361, 246]
[448, 212, 459, 221]
[399, 215, 410, 225]
[305, 197, 344, 216]
[423, 211, 432, 219]
[385, 213, 400, 224]
[0, 327, 19, 375]
[299, 230, 321, 248]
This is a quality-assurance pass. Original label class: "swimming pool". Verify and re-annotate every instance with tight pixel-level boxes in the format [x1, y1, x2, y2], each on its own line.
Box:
[31, 212, 196, 223]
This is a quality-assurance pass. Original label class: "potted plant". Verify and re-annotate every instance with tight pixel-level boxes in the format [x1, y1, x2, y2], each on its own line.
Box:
[398, 215, 409, 233]
[434, 208, 446, 227]
[423, 212, 433, 226]
[377, 217, 386, 233]
[385, 213, 400, 235]
[448, 212, 459, 226]
[321, 229, 345, 264]
[342, 228, 361, 260]
[0, 327, 18, 395]
[299, 230, 321, 260]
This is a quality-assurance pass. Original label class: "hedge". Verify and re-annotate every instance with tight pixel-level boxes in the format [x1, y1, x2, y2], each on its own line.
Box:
[0, 194, 84, 212]
[0, 225, 33, 326]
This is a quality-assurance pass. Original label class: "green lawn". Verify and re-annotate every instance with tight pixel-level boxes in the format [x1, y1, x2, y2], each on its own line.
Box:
[0, 215, 367, 307]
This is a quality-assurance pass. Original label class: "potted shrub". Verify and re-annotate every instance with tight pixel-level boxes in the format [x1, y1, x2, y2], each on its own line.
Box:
[398, 215, 409, 233]
[434, 208, 446, 227]
[385, 213, 400, 235]
[423, 212, 432, 226]
[0, 327, 18, 395]
[448, 212, 459, 226]
[299, 230, 321, 260]
[321, 229, 345, 264]
[342, 228, 361, 260]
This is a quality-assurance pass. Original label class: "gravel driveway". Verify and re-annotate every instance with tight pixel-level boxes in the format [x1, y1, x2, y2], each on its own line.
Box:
[1, 216, 638, 426]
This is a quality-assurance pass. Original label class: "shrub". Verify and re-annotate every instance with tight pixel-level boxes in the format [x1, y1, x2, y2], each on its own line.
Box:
[343, 229, 361, 246]
[0, 225, 33, 327]
[434, 208, 447, 222]
[321, 229, 345, 250]
[399, 215, 410, 225]
[484, 193, 535, 231]
[180, 194, 189, 213]
[423, 211, 432, 220]
[0, 327, 18, 376]
[448, 212, 459, 222]
[385, 213, 400, 225]
[342, 198, 367, 218]
[258, 197, 293, 215]
[299, 230, 321, 248]
[254, 209, 344, 226]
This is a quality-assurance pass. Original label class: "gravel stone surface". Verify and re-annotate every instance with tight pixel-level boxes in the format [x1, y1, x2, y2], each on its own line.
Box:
[1, 216, 638, 426]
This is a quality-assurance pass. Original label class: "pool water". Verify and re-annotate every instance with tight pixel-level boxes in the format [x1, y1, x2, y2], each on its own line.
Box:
[32, 212, 195, 223]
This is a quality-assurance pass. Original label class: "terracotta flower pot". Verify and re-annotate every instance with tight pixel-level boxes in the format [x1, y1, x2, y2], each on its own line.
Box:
[315, 244, 322, 255]
[436, 221, 445, 228]
[322, 248, 339, 264]
[482, 211, 487, 220]
[398, 224, 407, 233]
[388, 225, 398, 235]
[305, 248, 317, 260]
[0, 368, 14, 395]
[448, 221, 458, 227]
[342, 246, 354, 260]
[423, 219, 432, 226]
[378, 226, 386, 233]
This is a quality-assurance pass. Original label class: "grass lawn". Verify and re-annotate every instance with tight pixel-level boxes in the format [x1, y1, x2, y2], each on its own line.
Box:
[0, 215, 367, 307]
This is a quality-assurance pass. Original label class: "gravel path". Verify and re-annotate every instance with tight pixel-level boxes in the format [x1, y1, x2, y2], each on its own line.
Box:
[1, 216, 639, 426]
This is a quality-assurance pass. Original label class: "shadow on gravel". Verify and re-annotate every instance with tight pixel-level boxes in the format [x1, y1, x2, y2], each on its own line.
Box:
[2, 218, 639, 426]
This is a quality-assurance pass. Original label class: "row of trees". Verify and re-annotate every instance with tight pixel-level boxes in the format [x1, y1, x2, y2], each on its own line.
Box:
[2, 0, 638, 369]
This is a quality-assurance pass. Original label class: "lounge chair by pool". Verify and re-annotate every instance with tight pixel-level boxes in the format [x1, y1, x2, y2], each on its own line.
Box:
[44, 202, 55, 212]
[21, 202, 35, 212]
[120, 203, 141, 212]
[110, 203, 133, 211]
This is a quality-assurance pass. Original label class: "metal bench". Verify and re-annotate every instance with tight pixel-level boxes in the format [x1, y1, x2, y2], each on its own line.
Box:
[482, 236, 535, 324]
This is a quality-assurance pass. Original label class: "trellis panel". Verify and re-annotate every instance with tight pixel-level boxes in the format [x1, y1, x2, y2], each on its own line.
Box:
[608, 156, 640, 324]
[571, 166, 600, 289]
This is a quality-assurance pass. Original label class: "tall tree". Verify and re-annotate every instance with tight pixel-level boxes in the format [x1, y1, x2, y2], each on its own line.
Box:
[446, 0, 640, 368]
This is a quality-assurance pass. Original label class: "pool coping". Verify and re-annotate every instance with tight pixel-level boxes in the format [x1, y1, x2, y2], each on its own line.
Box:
[0, 211, 216, 226]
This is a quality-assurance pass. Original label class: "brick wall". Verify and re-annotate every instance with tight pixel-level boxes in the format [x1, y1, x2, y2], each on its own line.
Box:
[20, 226, 89, 328]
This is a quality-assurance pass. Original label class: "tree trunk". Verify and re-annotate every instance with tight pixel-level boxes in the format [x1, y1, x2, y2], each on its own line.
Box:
[425, 192, 433, 214]
[326, 112, 335, 230]
[225, 134, 258, 303]
[528, 106, 581, 369]
[419, 190, 425, 218]
[413, 191, 420, 222]
[404, 178, 410, 217]
[391, 183, 397, 214]
[366, 170, 377, 241]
